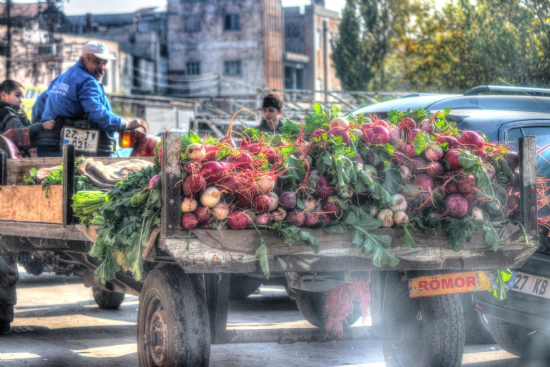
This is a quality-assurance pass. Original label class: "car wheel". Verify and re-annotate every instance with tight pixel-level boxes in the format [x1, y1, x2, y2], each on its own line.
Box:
[487, 316, 550, 359]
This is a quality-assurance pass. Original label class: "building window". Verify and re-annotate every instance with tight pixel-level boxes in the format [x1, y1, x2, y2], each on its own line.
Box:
[224, 14, 240, 31]
[184, 16, 201, 32]
[186, 62, 201, 75]
[224, 61, 242, 76]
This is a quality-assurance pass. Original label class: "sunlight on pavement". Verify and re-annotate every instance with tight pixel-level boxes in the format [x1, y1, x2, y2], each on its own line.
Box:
[0, 352, 42, 361]
[72, 343, 137, 358]
[11, 314, 136, 329]
[462, 349, 518, 364]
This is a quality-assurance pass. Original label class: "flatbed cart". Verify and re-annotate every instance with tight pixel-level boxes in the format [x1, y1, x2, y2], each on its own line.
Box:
[0, 134, 540, 367]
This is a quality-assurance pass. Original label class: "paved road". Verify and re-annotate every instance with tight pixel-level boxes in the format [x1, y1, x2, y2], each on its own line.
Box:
[0, 272, 548, 367]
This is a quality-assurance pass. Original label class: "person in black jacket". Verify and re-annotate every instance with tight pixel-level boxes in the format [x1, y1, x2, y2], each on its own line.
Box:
[0, 80, 55, 135]
[258, 93, 284, 134]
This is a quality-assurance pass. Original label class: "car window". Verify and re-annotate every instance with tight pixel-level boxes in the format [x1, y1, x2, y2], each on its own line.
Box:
[504, 126, 550, 151]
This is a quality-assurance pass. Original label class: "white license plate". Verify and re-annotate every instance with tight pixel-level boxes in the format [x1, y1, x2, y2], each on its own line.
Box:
[510, 272, 550, 299]
[61, 127, 99, 153]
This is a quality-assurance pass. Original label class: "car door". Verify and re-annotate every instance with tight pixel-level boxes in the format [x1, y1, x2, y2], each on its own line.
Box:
[498, 121, 550, 150]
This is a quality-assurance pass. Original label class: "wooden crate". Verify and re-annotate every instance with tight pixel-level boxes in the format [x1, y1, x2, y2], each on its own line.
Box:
[0, 185, 63, 224]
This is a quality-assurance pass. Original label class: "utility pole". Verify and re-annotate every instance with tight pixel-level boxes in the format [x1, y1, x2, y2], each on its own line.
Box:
[6, 0, 12, 79]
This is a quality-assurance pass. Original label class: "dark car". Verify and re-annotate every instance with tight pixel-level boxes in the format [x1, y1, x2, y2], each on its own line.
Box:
[354, 85, 550, 118]
[473, 143, 550, 359]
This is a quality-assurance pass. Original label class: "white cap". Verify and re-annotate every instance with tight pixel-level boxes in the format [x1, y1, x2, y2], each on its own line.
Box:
[81, 41, 116, 60]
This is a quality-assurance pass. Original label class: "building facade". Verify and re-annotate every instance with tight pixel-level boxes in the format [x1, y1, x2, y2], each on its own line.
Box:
[166, 0, 284, 97]
[284, 2, 340, 93]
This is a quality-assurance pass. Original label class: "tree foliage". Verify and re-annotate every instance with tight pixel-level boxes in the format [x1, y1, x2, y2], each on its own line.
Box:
[398, 0, 545, 91]
[331, 0, 418, 91]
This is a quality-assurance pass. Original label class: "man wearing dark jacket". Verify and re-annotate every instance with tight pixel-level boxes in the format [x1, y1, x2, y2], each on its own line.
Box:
[37, 41, 147, 156]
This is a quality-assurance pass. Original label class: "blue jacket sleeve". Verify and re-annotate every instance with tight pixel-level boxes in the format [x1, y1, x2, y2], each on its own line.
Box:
[78, 79, 124, 132]
[32, 92, 48, 123]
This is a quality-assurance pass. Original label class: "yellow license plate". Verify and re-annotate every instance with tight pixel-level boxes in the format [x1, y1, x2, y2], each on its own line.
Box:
[409, 271, 494, 298]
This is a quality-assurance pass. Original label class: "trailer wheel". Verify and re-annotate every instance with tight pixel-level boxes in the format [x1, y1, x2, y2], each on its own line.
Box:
[0, 247, 19, 334]
[383, 291, 464, 367]
[487, 317, 550, 359]
[296, 291, 361, 328]
[229, 275, 262, 300]
[462, 293, 495, 344]
[92, 287, 125, 310]
[138, 265, 210, 367]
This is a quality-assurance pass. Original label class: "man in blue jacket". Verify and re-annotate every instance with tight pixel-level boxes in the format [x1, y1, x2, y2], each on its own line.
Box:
[36, 41, 147, 156]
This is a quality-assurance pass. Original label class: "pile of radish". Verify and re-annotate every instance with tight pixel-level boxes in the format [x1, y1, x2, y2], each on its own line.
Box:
[156, 106, 525, 267]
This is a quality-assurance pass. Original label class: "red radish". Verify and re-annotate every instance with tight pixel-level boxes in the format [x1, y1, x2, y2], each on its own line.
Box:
[286, 209, 306, 226]
[446, 194, 469, 217]
[241, 141, 263, 155]
[389, 127, 403, 145]
[331, 117, 349, 128]
[365, 151, 376, 165]
[393, 211, 409, 225]
[329, 126, 350, 144]
[183, 161, 201, 175]
[157, 145, 163, 167]
[201, 161, 232, 182]
[377, 209, 394, 228]
[411, 157, 428, 172]
[363, 125, 391, 145]
[464, 192, 476, 207]
[418, 119, 435, 134]
[212, 203, 230, 220]
[405, 144, 418, 158]
[444, 150, 462, 170]
[414, 174, 434, 191]
[268, 192, 279, 211]
[400, 166, 412, 182]
[399, 117, 416, 129]
[459, 131, 484, 148]
[279, 192, 297, 209]
[424, 145, 444, 161]
[311, 129, 326, 139]
[217, 176, 240, 192]
[436, 135, 459, 149]
[261, 148, 281, 164]
[319, 214, 332, 226]
[194, 206, 211, 223]
[183, 175, 206, 196]
[228, 151, 254, 170]
[457, 174, 476, 194]
[391, 151, 408, 166]
[374, 119, 390, 128]
[390, 194, 408, 212]
[257, 175, 275, 194]
[200, 187, 222, 208]
[255, 213, 273, 226]
[253, 195, 273, 213]
[305, 213, 320, 227]
[203, 145, 218, 161]
[323, 197, 342, 217]
[185, 143, 206, 161]
[410, 129, 422, 142]
[354, 154, 365, 165]
[181, 197, 198, 213]
[234, 193, 253, 209]
[316, 176, 334, 198]
[149, 175, 160, 189]
[272, 207, 287, 222]
[181, 213, 198, 230]
[425, 161, 445, 178]
[228, 211, 249, 229]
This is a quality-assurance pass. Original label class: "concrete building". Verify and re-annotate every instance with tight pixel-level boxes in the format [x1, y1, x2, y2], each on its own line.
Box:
[62, 8, 168, 95]
[166, 0, 284, 97]
[284, 1, 340, 93]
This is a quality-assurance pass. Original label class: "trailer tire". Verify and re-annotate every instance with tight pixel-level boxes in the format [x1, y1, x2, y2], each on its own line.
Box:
[383, 291, 464, 367]
[296, 291, 361, 329]
[0, 247, 18, 334]
[487, 317, 550, 359]
[462, 293, 495, 344]
[92, 287, 125, 310]
[229, 275, 262, 300]
[138, 265, 210, 367]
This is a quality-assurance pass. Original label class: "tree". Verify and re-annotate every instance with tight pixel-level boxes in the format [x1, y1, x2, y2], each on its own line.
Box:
[398, 0, 542, 91]
[331, 0, 417, 91]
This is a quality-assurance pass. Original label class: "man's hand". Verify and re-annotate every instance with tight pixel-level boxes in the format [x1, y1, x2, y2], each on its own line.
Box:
[126, 119, 149, 132]
[42, 120, 55, 131]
